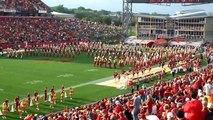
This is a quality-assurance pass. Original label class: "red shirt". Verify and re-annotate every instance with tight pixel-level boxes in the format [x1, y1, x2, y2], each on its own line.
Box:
[147, 100, 154, 111]
[56, 116, 65, 120]
[183, 99, 203, 120]
[139, 89, 145, 95]
[118, 116, 128, 120]
[202, 108, 209, 118]
[114, 104, 124, 115]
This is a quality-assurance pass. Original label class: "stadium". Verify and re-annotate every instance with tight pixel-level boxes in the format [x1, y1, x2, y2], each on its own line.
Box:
[0, 0, 212, 120]
[137, 9, 213, 45]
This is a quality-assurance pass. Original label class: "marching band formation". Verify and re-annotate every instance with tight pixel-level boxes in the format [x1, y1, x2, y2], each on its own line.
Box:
[1, 42, 213, 119]
[1, 86, 74, 119]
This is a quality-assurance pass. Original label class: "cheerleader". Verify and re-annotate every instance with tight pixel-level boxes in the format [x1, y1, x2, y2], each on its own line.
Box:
[69, 88, 74, 100]
[2, 99, 9, 119]
[44, 87, 47, 102]
[60, 89, 65, 102]
[53, 93, 57, 104]
[18, 100, 26, 119]
[50, 94, 54, 108]
[34, 91, 39, 110]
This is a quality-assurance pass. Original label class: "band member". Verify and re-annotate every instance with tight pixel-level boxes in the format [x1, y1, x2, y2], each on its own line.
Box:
[61, 84, 64, 92]
[113, 71, 118, 82]
[50, 93, 54, 108]
[2, 99, 9, 119]
[18, 103, 23, 119]
[119, 58, 124, 68]
[18, 100, 28, 119]
[113, 59, 117, 69]
[60, 89, 65, 102]
[104, 57, 107, 68]
[51, 86, 55, 96]
[34, 91, 39, 110]
[161, 69, 165, 80]
[44, 87, 48, 102]
[108, 56, 112, 68]
[69, 87, 74, 100]
[15, 96, 20, 111]
[27, 93, 31, 107]
[53, 92, 57, 104]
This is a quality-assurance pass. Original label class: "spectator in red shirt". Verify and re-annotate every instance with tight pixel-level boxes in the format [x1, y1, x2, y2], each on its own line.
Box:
[118, 112, 128, 120]
[202, 101, 209, 119]
[183, 89, 203, 120]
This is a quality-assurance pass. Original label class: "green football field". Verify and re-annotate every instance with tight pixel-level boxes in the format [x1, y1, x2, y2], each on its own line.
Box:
[0, 52, 208, 119]
[0, 52, 132, 119]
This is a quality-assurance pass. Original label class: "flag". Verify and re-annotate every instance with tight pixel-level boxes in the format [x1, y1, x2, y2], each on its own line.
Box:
[65, 91, 67, 98]
[48, 95, 51, 102]
[30, 99, 33, 107]
[10, 105, 14, 112]
[0, 110, 2, 115]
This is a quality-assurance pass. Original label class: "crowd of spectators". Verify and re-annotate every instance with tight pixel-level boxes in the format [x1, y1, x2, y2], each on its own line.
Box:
[0, 0, 51, 13]
[0, 16, 124, 46]
[24, 64, 213, 120]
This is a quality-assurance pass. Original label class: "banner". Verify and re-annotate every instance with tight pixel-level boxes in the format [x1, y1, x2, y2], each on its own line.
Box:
[1, 41, 74, 49]
[3, 9, 16, 13]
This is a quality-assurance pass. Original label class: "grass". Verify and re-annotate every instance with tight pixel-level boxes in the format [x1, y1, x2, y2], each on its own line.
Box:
[0, 52, 208, 120]
[0, 52, 127, 119]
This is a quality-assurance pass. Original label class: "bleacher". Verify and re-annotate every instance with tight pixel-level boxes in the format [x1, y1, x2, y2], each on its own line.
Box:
[0, 0, 52, 14]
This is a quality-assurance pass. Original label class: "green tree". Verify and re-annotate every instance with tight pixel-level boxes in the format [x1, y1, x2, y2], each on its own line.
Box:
[103, 16, 111, 25]
[113, 18, 122, 26]
[99, 10, 110, 15]
[75, 12, 86, 19]
[51, 5, 70, 13]
[130, 17, 137, 26]
[77, 6, 85, 11]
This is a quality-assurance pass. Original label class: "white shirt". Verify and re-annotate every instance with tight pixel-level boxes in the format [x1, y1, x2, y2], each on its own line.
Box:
[203, 83, 212, 96]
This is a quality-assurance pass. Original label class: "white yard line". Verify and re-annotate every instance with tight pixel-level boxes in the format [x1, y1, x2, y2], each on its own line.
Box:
[3, 62, 213, 107]
[3, 76, 113, 107]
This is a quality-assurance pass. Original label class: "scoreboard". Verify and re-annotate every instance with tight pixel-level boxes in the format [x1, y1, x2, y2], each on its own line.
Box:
[128, 0, 213, 3]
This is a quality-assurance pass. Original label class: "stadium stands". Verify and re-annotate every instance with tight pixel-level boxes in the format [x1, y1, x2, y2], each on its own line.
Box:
[0, 0, 52, 13]
[0, 1, 212, 120]
[23, 64, 212, 120]
[0, 16, 123, 49]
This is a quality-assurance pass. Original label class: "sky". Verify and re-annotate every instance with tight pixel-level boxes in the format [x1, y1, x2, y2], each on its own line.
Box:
[42, 0, 213, 15]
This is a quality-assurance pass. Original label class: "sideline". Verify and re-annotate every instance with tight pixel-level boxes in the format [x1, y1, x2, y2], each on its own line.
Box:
[2, 76, 113, 107]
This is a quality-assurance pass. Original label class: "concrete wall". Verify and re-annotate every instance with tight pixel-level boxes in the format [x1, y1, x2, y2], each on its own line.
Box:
[205, 17, 213, 43]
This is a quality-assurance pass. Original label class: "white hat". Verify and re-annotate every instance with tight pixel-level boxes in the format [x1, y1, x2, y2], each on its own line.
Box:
[167, 112, 174, 119]
[198, 89, 203, 97]
[146, 115, 160, 120]
[207, 103, 213, 109]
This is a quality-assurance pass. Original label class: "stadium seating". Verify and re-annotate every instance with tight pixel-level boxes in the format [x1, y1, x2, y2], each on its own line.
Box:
[0, 0, 51, 13]
[0, 16, 123, 48]
[24, 64, 212, 120]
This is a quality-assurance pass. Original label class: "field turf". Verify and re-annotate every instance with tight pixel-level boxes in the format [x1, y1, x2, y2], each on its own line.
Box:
[0, 52, 131, 119]
[0, 52, 208, 120]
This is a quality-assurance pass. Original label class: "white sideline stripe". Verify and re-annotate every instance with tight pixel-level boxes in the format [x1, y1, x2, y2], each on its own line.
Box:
[3, 62, 212, 107]
[2, 76, 113, 107]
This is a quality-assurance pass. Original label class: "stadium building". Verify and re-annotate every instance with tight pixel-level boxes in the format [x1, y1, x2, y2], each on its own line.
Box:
[137, 10, 213, 43]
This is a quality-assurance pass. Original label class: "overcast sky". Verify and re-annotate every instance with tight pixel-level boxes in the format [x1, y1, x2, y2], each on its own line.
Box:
[42, 0, 213, 15]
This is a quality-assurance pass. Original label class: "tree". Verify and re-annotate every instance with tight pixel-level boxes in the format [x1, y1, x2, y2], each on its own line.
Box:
[75, 12, 86, 19]
[77, 6, 85, 11]
[99, 10, 110, 15]
[51, 5, 70, 13]
[113, 18, 122, 26]
[130, 17, 137, 26]
[103, 16, 111, 25]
